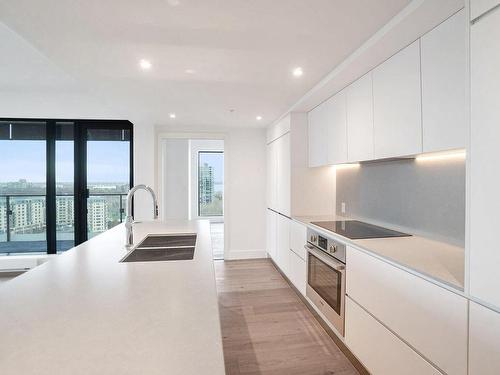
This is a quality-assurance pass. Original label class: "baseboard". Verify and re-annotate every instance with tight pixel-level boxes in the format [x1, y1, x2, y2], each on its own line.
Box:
[224, 249, 267, 260]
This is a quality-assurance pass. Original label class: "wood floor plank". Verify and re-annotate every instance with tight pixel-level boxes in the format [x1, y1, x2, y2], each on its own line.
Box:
[216, 259, 359, 375]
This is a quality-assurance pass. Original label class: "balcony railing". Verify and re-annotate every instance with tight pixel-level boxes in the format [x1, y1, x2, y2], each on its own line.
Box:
[0, 193, 127, 255]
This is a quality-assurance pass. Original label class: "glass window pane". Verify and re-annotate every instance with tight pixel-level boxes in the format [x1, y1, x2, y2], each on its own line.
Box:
[0, 121, 47, 255]
[198, 152, 224, 217]
[56, 122, 75, 252]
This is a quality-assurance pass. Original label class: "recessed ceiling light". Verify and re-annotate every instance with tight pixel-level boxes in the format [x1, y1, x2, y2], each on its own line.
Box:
[169, 113, 176, 119]
[184, 69, 196, 74]
[292, 67, 303, 77]
[256, 116, 263, 121]
[139, 59, 152, 70]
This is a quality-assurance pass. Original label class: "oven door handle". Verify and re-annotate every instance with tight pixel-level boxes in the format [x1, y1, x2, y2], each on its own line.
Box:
[305, 244, 345, 271]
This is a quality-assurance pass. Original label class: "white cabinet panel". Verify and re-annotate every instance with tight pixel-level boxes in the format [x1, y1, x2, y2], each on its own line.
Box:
[289, 250, 307, 296]
[267, 115, 290, 144]
[346, 246, 467, 375]
[346, 73, 374, 162]
[325, 91, 348, 165]
[469, 302, 500, 375]
[266, 141, 278, 211]
[373, 40, 422, 159]
[266, 209, 277, 260]
[276, 214, 290, 276]
[289, 220, 306, 260]
[471, 0, 500, 20]
[421, 10, 466, 152]
[346, 297, 440, 375]
[308, 102, 329, 167]
[470, 7, 500, 310]
[276, 133, 291, 216]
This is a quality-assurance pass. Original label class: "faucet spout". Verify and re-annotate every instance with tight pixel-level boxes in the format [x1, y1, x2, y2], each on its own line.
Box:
[125, 184, 159, 248]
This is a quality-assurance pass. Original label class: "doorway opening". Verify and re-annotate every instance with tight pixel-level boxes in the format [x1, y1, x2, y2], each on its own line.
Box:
[160, 138, 224, 260]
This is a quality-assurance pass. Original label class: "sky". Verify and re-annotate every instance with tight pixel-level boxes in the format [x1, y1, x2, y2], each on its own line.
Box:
[0, 140, 130, 183]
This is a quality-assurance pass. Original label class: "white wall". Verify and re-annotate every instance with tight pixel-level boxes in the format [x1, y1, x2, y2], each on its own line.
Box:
[161, 139, 190, 220]
[156, 125, 267, 260]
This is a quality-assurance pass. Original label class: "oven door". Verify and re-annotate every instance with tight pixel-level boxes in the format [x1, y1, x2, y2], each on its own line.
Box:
[306, 245, 346, 336]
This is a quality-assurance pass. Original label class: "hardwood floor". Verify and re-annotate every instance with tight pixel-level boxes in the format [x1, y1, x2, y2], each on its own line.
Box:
[215, 259, 359, 375]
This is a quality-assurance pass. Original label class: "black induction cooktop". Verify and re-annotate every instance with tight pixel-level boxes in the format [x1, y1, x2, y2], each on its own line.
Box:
[310, 220, 411, 240]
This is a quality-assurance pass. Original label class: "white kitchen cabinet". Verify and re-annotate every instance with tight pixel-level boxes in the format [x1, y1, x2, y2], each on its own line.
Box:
[373, 40, 422, 159]
[266, 141, 278, 210]
[308, 101, 329, 167]
[346, 73, 374, 162]
[325, 90, 348, 165]
[470, 0, 500, 21]
[421, 9, 466, 152]
[469, 302, 500, 375]
[276, 132, 291, 216]
[346, 246, 468, 375]
[470, 8, 500, 310]
[289, 220, 307, 260]
[266, 209, 277, 260]
[276, 214, 290, 276]
[345, 297, 440, 375]
[289, 250, 307, 296]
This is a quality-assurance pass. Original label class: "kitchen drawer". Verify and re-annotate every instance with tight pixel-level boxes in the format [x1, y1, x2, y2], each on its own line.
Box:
[346, 246, 467, 375]
[289, 220, 306, 260]
[469, 302, 500, 375]
[345, 297, 440, 375]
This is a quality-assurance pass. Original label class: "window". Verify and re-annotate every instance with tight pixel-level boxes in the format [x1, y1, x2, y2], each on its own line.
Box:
[198, 151, 223, 217]
[0, 119, 133, 255]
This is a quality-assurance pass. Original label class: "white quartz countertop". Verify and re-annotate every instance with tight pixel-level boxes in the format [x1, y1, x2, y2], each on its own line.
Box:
[0, 220, 225, 375]
[293, 215, 464, 291]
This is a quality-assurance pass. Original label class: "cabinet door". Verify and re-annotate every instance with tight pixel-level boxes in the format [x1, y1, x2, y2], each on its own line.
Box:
[276, 133, 291, 216]
[308, 102, 329, 167]
[289, 250, 307, 296]
[421, 9, 466, 152]
[373, 40, 422, 158]
[469, 302, 500, 375]
[471, 0, 500, 20]
[266, 209, 277, 260]
[276, 214, 290, 276]
[346, 246, 468, 375]
[346, 297, 440, 375]
[470, 9, 500, 309]
[266, 142, 277, 210]
[289, 220, 306, 260]
[346, 73, 374, 162]
[325, 90, 348, 165]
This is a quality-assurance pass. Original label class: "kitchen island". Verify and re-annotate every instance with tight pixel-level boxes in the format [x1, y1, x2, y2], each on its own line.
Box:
[0, 220, 225, 375]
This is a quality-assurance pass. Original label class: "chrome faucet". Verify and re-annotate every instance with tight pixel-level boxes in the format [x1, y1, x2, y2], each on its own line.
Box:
[125, 184, 159, 248]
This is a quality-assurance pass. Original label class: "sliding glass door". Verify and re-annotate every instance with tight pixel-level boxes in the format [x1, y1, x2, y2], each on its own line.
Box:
[0, 119, 133, 255]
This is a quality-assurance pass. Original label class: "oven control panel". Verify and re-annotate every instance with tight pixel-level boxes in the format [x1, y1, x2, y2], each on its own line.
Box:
[307, 228, 346, 263]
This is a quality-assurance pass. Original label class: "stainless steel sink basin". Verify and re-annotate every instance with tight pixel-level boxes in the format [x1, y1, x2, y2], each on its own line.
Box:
[120, 233, 197, 262]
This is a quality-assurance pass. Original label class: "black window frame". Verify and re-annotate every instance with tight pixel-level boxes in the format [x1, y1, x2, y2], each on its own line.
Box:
[0, 118, 134, 254]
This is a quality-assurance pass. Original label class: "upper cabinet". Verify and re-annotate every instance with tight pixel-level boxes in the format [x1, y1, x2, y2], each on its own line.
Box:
[421, 10, 466, 152]
[469, 6, 500, 309]
[470, 0, 500, 20]
[308, 101, 329, 167]
[346, 73, 374, 162]
[373, 40, 422, 159]
[308, 90, 347, 167]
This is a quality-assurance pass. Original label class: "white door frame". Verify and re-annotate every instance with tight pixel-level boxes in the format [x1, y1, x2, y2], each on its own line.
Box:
[155, 131, 228, 259]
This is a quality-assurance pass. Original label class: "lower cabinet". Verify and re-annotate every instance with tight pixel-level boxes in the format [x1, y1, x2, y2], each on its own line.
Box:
[346, 246, 468, 375]
[266, 209, 277, 260]
[345, 297, 440, 375]
[469, 302, 500, 375]
[289, 250, 306, 295]
[276, 214, 290, 275]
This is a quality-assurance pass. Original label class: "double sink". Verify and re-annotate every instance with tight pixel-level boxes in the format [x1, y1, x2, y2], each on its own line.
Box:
[121, 233, 197, 262]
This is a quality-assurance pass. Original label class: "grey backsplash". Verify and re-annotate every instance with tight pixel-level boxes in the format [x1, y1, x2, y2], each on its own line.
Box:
[335, 158, 466, 246]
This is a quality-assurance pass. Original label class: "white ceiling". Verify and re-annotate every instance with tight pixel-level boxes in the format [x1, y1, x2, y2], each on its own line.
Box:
[0, 0, 412, 127]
